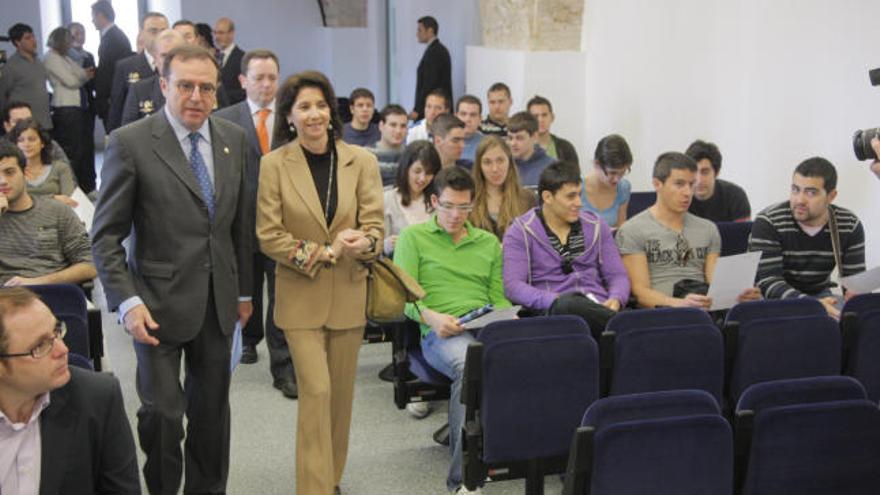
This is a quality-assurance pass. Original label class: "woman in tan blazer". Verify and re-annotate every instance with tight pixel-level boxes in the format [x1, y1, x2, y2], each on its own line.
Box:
[256, 71, 383, 495]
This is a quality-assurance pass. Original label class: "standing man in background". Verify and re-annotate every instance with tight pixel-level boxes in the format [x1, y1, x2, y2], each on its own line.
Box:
[0, 23, 52, 130]
[412, 15, 452, 122]
[92, 0, 133, 129]
[214, 17, 246, 104]
[68, 22, 98, 192]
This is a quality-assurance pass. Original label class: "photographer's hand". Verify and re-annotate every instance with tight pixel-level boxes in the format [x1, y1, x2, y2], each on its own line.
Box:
[871, 137, 880, 179]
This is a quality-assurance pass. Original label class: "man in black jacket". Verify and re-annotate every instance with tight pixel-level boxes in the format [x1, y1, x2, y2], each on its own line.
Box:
[91, 0, 133, 128]
[214, 17, 246, 105]
[412, 15, 452, 122]
[527, 95, 579, 167]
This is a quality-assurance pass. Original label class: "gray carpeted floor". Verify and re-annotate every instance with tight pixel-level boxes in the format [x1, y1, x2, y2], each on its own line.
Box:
[97, 287, 562, 494]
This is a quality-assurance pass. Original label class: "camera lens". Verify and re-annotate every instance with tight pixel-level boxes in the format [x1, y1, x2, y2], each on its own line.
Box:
[853, 127, 880, 161]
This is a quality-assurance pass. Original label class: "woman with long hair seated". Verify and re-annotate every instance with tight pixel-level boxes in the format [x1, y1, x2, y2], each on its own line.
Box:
[469, 135, 536, 239]
[582, 133, 633, 228]
[383, 140, 441, 256]
[8, 117, 77, 207]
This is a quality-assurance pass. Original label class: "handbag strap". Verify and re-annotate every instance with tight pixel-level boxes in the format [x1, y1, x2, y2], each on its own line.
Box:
[827, 206, 844, 277]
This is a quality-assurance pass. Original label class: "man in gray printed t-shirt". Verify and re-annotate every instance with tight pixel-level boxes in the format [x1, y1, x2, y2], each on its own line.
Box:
[616, 151, 760, 309]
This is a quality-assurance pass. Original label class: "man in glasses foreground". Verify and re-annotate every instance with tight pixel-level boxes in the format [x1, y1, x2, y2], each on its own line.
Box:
[0, 287, 140, 494]
[616, 152, 760, 309]
[394, 166, 511, 495]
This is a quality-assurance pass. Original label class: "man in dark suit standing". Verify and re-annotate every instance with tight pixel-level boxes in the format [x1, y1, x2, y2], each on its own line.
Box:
[214, 49, 296, 399]
[91, 0, 133, 128]
[213, 17, 245, 105]
[106, 12, 168, 133]
[412, 15, 452, 122]
[91, 44, 253, 494]
[0, 287, 140, 495]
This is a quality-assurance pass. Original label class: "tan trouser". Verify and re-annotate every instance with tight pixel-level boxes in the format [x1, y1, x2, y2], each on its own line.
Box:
[283, 326, 363, 495]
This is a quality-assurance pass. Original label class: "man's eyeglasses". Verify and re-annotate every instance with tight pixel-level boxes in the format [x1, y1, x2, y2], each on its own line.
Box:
[0, 321, 67, 359]
[438, 202, 474, 213]
[174, 81, 217, 97]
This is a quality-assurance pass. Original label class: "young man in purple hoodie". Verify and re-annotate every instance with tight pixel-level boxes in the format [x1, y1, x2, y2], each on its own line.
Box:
[502, 162, 630, 337]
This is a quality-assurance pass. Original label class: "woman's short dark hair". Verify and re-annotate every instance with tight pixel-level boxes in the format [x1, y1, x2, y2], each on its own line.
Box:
[594, 134, 633, 172]
[274, 71, 343, 146]
[194, 23, 214, 49]
[9, 118, 52, 164]
[795, 157, 837, 193]
[538, 161, 581, 197]
[395, 140, 441, 208]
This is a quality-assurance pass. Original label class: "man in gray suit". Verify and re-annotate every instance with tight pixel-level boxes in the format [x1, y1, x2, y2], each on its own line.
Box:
[214, 49, 297, 398]
[91, 44, 253, 494]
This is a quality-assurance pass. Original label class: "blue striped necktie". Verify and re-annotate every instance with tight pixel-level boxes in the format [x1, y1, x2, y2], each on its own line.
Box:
[188, 132, 215, 220]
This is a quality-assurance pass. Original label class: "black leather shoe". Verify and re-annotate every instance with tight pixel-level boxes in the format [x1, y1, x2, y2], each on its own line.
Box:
[433, 422, 450, 446]
[240, 344, 258, 364]
[334, 487, 341, 495]
[273, 379, 298, 399]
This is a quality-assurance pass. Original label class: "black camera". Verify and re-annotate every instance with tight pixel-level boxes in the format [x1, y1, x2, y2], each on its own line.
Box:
[852, 68, 880, 161]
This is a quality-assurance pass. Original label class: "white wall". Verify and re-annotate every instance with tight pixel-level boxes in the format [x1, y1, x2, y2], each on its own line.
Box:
[2, 1, 44, 54]
[577, 0, 880, 266]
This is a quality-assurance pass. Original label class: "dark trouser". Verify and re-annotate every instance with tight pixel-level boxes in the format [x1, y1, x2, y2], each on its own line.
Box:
[547, 292, 616, 340]
[81, 107, 96, 193]
[52, 107, 93, 192]
[243, 252, 295, 382]
[134, 289, 232, 495]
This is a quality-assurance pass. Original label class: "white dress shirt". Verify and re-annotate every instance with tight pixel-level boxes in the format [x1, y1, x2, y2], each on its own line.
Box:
[0, 393, 51, 495]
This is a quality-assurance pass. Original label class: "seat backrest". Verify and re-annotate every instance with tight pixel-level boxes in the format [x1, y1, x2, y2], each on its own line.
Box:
[480, 331, 599, 463]
[610, 324, 725, 403]
[841, 292, 880, 316]
[606, 307, 713, 336]
[725, 298, 825, 326]
[848, 307, 880, 402]
[730, 315, 841, 400]
[55, 311, 90, 358]
[717, 221, 753, 257]
[28, 284, 88, 319]
[743, 400, 880, 495]
[479, 315, 589, 346]
[626, 191, 656, 218]
[583, 389, 719, 429]
[736, 376, 866, 414]
[591, 414, 733, 495]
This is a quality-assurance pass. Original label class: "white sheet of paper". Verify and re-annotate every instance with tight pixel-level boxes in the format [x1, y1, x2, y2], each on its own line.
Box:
[71, 187, 95, 231]
[462, 305, 521, 330]
[841, 266, 880, 294]
[707, 251, 762, 311]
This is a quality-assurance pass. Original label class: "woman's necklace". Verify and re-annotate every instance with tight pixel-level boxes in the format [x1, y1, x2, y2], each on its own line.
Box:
[324, 143, 335, 223]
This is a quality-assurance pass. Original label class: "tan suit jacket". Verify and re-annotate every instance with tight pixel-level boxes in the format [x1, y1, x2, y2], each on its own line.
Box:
[257, 138, 384, 330]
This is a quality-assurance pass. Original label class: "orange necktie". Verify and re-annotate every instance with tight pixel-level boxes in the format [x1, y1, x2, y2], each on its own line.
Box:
[256, 108, 271, 155]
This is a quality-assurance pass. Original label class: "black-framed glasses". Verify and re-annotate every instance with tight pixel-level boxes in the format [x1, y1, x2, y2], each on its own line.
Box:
[0, 321, 66, 359]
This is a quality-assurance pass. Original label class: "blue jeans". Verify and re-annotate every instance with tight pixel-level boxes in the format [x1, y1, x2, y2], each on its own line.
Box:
[421, 329, 478, 491]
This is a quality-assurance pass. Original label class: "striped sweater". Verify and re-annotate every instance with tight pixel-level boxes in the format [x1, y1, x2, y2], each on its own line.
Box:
[749, 202, 865, 299]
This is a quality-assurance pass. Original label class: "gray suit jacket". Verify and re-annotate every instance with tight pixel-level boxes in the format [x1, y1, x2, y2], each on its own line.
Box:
[91, 110, 253, 343]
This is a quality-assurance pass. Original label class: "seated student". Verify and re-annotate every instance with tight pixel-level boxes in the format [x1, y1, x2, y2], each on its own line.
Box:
[7, 118, 77, 208]
[432, 113, 467, 169]
[506, 111, 555, 187]
[749, 157, 865, 318]
[503, 162, 629, 337]
[454, 94, 484, 165]
[685, 139, 751, 222]
[616, 152, 760, 309]
[407, 89, 449, 144]
[2, 101, 71, 173]
[383, 140, 440, 256]
[394, 166, 511, 495]
[527, 95, 579, 166]
[479, 82, 512, 137]
[582, 134, 633, 229]
[0, 142, 95, 287]
[0, 287, 140, 494]
[469, 135, 536, 239]
[368, 103, 409, 185]
[342, 87, 381, 147]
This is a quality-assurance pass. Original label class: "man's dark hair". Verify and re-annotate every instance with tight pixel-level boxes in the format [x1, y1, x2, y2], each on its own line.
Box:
[431, 113, 464, 139]
[161, 45, 220, 80]
[8, 118, 53, 165]
[488, 82, 511, 98]
[195, 23, 214, 47]
[240, 49, 279, 75]
[526, 95, 553, 114]
[433, 166, 475, 198]
[507, 111, 538, 135]
[538, 161, 581, 197]
[594, 134, 633, 172]
[380, 104, 407, 123]
[91, 1, 116, 22]
[0, 288, 41, 354]
[349, 88, 375, 104]
[7, 23, 33, 45]
[141, 11, 168, 29]
[172, 19, 195, 29]
[396, 140, 441, 207]
[0, 140, 26, 172]
[455, 94, 482, 114]
[653, 151, 697, 182]
[2, 101, 32, 124]
[418, 16, 439, 35]
[685, 139, 722, 175]
[795, 157, 837, 193]
[425, 88, 449, 110]
[274, 70, 343, 145]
